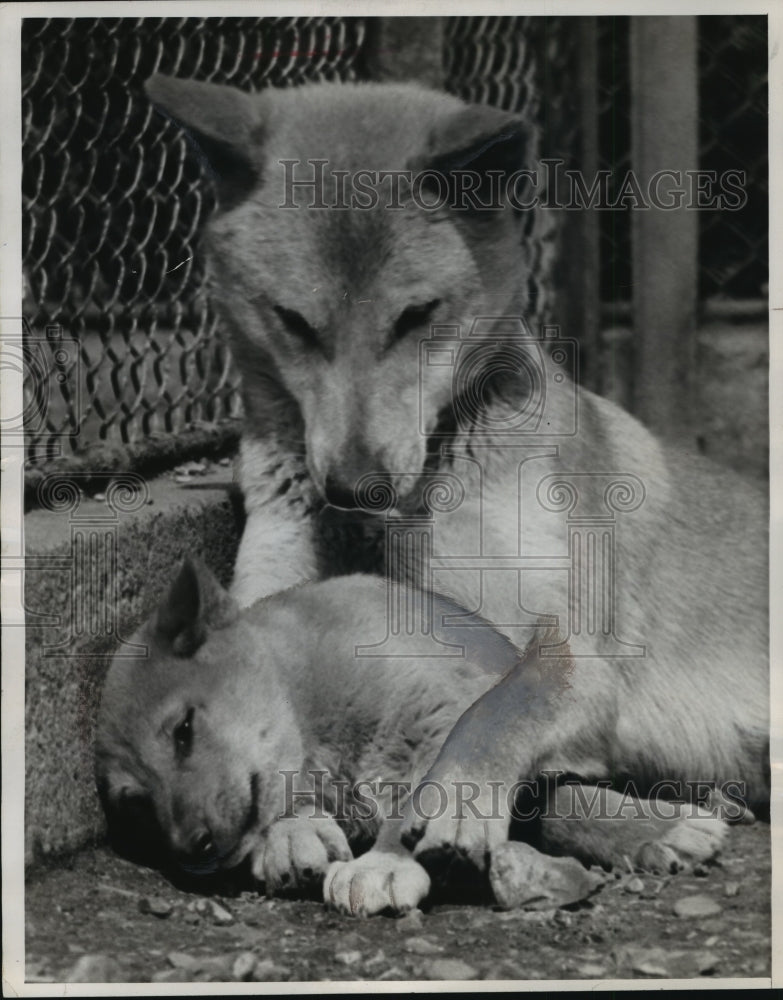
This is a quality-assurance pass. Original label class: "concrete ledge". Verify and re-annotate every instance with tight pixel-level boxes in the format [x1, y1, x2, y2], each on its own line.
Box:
[24, 468, 242, 868]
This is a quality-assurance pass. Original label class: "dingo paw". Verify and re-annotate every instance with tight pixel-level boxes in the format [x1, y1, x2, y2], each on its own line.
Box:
[400, 778, 510, 872]
[253, 817, 352, 894]
[634, 809, 727, 874]
[323, 851, 430, 917]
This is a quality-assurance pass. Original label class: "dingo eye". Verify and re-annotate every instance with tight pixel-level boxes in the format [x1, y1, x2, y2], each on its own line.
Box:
[392, 299, 442, 345]
[173, 707, 195, 757]
[273, 305, 321, 350]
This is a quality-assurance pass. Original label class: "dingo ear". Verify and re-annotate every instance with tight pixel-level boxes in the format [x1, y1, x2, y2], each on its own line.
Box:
[154, 556, 238, 657]
[145, 74, 263, 210]
[414, 103, 527, 208]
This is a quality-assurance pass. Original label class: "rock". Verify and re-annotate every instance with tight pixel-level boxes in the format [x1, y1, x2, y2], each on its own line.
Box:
[138, 896, 173, 918]
[64, 954, 124, 983]
[395, 909, 424, 931]
[232, 951, 257, 981]
[182, 910, 200, 925]
[694, 864, 710, 877]
[624, 877, 645, 894]
[404, 936, 444, 955]
[333, 930, 366, 951]
[578, 963, 607, 977]
[166, 952, 202, 972]
[252, 958, 289, 982]
[490, 842, 606, 910]
[335, 950, 362, 966]
[673, 895, 722, 919]
[623, 947, 670, 977]
[633, 958, 669, 977]
[207, 899, 235, 926]
[378, 967, 406, 981]
[425, 958, 479, 980]
[152, 969, 185, 983]
[695, 951, 720, 975]
[206, 957, 237, 979]
[364, 949, 387, 970]
[724, 882, 740, 897]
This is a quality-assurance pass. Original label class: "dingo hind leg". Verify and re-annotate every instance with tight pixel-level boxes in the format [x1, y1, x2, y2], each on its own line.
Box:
[537, 785, 727, 874]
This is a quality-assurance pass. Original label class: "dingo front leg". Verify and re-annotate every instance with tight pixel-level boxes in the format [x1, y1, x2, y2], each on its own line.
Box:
[231, 435, 320, 607]
[401, 638, 608, 868]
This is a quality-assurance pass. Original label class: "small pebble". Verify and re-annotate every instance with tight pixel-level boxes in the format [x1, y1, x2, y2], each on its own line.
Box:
[152, 969, 184, 983]
[252, 958, 289, 982]
[378, 967, 406, 981]
[167, 952, 201, 971]
[425, 958, 479, 980]
[724, 882, 740, 897]
[335, 950, 362, 966]
[404, 936, 444, 955]
[624, 877, 645, 894]
[696, 951, 720, 975]
[673, 895, 722, 919]
[578, 963, 607, 977]
[64, 954, 124, 983]
[232, 951, 257, 981]
[633, 958, 669, 977]
[395, 909, 424, 931]
[139, 896, 173, 918]
[219, 457, 232, 467]
[207, 900, 234, 926]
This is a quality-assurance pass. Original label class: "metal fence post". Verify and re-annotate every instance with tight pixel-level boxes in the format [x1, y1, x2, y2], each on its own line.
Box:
[629, 16, 699, 444]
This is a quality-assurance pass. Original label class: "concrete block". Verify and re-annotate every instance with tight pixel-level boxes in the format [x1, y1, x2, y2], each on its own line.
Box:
[24, 468, 242, 867]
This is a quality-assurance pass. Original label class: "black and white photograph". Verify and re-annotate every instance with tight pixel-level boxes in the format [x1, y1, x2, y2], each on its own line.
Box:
[1, 1, 779, 992]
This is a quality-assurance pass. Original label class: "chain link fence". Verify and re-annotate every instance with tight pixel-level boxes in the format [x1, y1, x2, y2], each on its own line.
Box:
[21, 16, 767, 489]
[22, 16, 367, 475]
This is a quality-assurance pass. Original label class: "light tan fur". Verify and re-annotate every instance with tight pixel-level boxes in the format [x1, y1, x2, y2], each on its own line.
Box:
[97, 78, 770, 911]
[97, 560, 732, 916]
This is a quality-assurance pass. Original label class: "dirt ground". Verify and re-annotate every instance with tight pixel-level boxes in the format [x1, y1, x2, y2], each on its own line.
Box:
[24, 821, 771, 987]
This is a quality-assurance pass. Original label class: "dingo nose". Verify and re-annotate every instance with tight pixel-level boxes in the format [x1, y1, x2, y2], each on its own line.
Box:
[175, 827, 216, 866]
[323, 469, 393, 511]
[323, 475, 359, 510]
[191, 829, 216, 860]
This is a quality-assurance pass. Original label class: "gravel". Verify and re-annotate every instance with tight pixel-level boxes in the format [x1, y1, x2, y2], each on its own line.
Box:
[24, 821, 771, 984]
